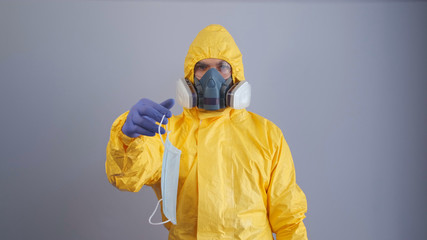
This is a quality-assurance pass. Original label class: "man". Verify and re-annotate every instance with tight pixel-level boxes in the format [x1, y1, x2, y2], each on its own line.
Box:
[106, 24, 307, 239]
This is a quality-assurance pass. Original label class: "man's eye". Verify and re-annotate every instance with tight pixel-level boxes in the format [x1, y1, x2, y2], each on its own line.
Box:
[195, 65, 207, 71]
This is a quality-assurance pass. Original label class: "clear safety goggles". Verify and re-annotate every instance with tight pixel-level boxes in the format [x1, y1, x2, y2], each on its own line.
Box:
[194, 60, 231, 79]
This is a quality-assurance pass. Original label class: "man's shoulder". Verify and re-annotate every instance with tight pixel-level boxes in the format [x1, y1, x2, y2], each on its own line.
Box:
[245, 110, 283, 136]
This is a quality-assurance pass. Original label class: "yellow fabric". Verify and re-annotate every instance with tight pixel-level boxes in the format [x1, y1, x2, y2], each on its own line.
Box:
[184, 24, 244, 84]
[106, 24, 307, 240]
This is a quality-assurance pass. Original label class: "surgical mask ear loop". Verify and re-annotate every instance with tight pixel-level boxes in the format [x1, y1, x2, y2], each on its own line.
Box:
[149, 199, 170, 225]
[148, 114, 171, 225]
[158, 114, 168, 144]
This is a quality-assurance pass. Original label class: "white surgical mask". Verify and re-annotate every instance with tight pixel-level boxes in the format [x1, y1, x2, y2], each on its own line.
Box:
[149, 115, 181, 225]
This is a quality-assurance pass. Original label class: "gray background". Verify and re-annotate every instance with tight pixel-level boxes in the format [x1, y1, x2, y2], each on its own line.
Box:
[1, 0, 426, 239]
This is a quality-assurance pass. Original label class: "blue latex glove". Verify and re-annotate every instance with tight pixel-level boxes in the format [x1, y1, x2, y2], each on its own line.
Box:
[122, 98, 175, 138]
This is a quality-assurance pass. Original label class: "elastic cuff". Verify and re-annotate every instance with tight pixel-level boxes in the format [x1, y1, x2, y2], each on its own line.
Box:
[114, 111, 136, 146]
[118, 127, 135, 146]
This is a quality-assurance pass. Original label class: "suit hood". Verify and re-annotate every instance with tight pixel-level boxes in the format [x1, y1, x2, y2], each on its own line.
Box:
[184, 24, 244, 84]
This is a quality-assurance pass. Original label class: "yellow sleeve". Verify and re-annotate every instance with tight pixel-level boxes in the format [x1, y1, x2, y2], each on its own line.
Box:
[268, 133, 308, 240]
[105, 112, 164, 192]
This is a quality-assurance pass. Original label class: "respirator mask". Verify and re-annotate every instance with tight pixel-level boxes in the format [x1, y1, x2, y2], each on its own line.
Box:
[176, 68, 251, 110]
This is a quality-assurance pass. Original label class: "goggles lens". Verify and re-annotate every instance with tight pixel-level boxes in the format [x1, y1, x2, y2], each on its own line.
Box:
[194, 60, 231, 79]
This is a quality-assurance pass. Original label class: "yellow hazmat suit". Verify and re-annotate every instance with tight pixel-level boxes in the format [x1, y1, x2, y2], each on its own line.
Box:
[106, 24, 307, 239]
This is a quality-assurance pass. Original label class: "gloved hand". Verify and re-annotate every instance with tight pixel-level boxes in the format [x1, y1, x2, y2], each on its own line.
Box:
[122, 98, 175, 138]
